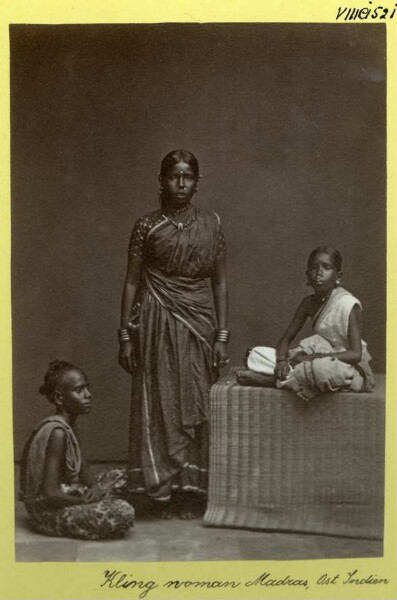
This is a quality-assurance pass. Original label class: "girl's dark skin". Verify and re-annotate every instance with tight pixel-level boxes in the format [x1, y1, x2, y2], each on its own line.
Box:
[41, 369, 105, 508]
[237, 251, 362, 387]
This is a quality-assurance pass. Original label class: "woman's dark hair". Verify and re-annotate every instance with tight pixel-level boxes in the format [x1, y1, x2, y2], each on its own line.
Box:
[39, 360, 77, 402]
[159, 149, 199, 210]
[307, 246, 343, 271]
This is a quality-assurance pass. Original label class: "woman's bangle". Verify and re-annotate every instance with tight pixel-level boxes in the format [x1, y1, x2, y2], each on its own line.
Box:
[215, 329, 230, 343]
[276, 357, 288, 363]
[118, 328, 132, 344]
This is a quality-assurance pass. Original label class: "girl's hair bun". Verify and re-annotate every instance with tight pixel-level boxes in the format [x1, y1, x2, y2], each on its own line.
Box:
[48, 359, 70, 370]
[39, 359, 77, 402]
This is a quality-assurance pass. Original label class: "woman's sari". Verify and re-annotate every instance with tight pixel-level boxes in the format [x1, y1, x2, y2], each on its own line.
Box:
[127, 207, 225, 500]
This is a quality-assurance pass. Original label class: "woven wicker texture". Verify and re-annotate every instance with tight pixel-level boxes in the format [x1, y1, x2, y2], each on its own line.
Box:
[204, 369, 385, 540]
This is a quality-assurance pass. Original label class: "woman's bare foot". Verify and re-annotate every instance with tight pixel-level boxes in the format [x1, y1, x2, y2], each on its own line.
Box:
[236, 369, 276, 387]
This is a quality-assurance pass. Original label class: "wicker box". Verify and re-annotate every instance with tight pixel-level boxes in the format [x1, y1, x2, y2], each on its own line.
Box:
[204, 368, 385, 540]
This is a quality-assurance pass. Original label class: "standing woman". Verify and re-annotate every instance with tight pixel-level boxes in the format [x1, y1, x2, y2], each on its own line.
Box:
[118, 150, 229, 518]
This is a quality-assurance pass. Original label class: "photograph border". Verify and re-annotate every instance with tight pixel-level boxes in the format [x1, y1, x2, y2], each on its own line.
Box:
[0, 1, 396, 599]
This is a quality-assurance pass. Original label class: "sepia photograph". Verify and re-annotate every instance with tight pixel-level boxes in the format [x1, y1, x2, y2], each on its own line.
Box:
[10, 22, 387, 566]
[2, 1, 396, 597]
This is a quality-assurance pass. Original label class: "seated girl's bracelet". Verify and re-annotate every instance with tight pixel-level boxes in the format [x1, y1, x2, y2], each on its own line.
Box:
[215, 329, 230, 343]
[118, 328, 132, 344]
[276, 357, 288, 363]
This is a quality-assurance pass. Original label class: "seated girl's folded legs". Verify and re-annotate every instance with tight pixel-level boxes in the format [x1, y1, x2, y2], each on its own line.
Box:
[30, 498, 134, 540]
[56, 499, 134, 540]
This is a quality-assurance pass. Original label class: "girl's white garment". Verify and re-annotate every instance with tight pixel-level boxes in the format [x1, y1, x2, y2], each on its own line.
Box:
[247, 287, 375, 401]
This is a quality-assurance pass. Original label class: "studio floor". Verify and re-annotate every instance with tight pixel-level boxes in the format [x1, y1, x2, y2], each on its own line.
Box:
[15, 465, 382, 563]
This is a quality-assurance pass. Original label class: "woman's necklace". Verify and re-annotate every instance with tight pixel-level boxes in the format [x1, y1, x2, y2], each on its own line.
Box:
[171, 203, 191, 216]
[163, 206, 196, 232]
[314, 289, 333, 311]
[320, 290, 333, 303]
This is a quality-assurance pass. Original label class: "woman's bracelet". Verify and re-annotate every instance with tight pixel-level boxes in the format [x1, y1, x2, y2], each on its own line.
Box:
[118, 328, 132, 344]
[215, 329, 230, 343]
[276, 356, 288, 363]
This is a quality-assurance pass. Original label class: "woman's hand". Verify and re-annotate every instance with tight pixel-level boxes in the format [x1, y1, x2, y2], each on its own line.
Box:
[82, 484, 106, 504]
[275, 360, 290, 381]
[213, 341, 230, 369]
[118, 340, 138, 374]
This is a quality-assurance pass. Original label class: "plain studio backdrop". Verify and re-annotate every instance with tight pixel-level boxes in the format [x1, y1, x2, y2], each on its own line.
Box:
[11, 23, 386, 461]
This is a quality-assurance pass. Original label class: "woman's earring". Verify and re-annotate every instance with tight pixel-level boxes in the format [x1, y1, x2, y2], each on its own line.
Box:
[336, 279, 341, 286]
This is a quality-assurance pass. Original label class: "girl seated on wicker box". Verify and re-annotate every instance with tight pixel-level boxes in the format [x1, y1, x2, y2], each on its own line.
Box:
[237, 246, 375, 401]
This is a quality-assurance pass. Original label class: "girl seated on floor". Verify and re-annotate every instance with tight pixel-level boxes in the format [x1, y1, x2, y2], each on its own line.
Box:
[19, 360, 135, 540]
[237, 246, 375, 401]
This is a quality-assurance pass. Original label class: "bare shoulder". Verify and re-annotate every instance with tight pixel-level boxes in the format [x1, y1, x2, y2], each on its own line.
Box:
[351, 301, 362, 313]
[298, 294, 316, 316]
[47, 427, 67, 453]
[350, 302, 363, 322]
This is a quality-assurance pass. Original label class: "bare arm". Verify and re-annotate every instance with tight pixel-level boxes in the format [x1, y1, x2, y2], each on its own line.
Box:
[70, 425, 107, 503]
[211, 253, 228, 329]
[336, 304, 363, 364]
[275, 296, 312, 379]
[211, 253, 229, 368]
[42, 429, 84, 507]
[120, 254, 143, 328]
[78, 459, 96, 487]
[71, 423, 95, 487]
[119, 254, 143, 373]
